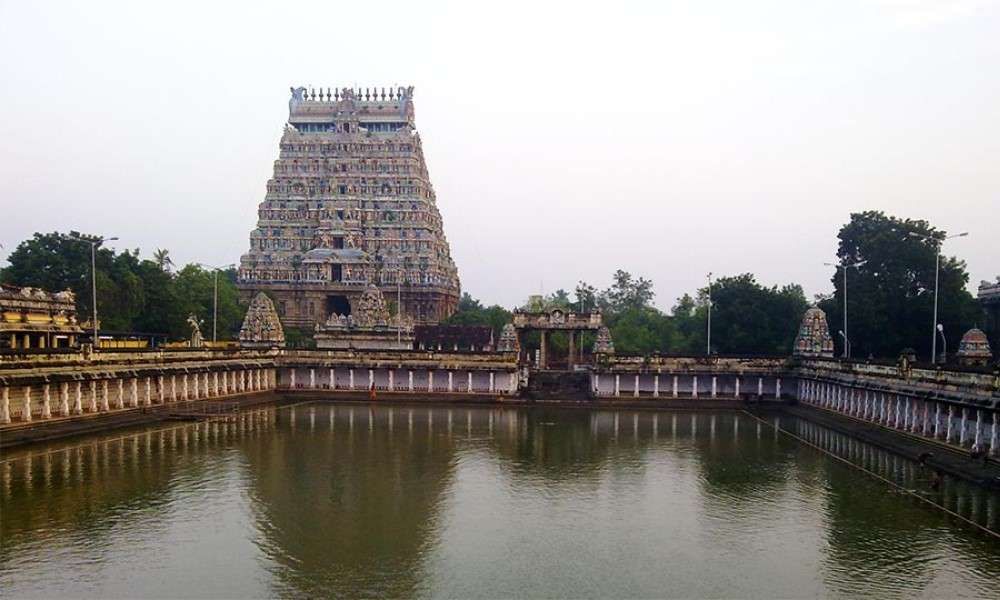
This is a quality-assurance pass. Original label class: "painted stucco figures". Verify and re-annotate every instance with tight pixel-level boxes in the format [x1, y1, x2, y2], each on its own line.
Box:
[239, 292, 285, 348]
[793, 307, 834, 358]
[187, 315, 204, 349]
[238, 85, 460, 330]
[957, 328, 992, 366]
[497, 323, 520, 353]
[593, 326, 615, 355]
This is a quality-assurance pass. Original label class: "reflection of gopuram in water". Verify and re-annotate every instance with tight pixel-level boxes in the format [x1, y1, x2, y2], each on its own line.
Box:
[241, 404, 457, 597]
[2, 404, 999, 597]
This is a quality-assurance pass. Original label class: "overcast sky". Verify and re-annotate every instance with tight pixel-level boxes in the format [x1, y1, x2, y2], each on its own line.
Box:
[1, 0, 997, 310]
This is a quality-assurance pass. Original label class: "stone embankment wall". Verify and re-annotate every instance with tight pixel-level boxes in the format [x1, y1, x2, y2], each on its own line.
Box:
[4, 349, 997, 460]
[278, 349, 519, 395]
[794, 358, 999, 456]
[593, 356, 789, 400]
[0, 349, 278, 424]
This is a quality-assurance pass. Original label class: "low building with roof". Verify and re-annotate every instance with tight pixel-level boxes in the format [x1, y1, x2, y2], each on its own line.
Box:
[0, 284, 84, 350]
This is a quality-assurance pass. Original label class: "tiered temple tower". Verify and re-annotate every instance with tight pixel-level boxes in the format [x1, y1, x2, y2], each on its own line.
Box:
[237, 86, 461, 329]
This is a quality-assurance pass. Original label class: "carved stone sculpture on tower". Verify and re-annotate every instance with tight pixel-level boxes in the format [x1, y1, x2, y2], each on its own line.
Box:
[187, 315, 204, 349]
[792, 307, 834, 358]
[237, 85, 460, 329]
[956, 328, 992, 366]
[593, 326, 615, 355]
[353, 284, 391, 328]
[497, 323, 520, 353]
[239, 292, 286, 348]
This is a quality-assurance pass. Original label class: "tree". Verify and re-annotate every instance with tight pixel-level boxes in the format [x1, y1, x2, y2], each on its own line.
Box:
[153, 248, 174, 272]
[605, 269, 654, 312]
[817, 211, 979, 360]
[705, 275, 807, 354]
[1, 231, 247, 341]
[574, 281, 599, 312]
[441, 293, 513, 339]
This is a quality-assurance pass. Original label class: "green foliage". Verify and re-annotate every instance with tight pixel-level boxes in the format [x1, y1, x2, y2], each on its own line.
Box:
[694, 274, 808, 355]
[1, 231, 246, 341]
[441, 292, 513, 338]
[816, 211, 980, 360]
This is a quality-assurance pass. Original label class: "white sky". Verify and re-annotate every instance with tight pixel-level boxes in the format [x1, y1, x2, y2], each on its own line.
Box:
[1, 0, 997, 310]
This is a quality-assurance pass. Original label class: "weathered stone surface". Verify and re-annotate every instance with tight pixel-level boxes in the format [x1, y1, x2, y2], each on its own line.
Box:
[957, 327, 992, 366]
[593, 326, 615, 355]
[0, 284, 83, 349]
[239, 293, 286, 348]
[497, 323, 519, 353]
[314, 284, 413, 350]
[236, 86, 460, 329]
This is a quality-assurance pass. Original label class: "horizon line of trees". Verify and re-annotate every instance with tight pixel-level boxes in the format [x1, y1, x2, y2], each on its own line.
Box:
[2, 212, 995, 358]
[444, 211, 995, 360]
[0, 231, 244, 341]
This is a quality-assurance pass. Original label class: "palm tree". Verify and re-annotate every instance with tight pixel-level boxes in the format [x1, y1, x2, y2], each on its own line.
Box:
[153, 248, 174, 272]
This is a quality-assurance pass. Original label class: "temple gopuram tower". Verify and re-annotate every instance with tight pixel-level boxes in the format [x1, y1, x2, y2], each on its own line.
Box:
[237, 86, 461, 329]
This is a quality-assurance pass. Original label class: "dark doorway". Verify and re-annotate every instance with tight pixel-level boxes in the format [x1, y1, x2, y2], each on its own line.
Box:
[326, 295, 351, 317]
[332, 264, 343, 282]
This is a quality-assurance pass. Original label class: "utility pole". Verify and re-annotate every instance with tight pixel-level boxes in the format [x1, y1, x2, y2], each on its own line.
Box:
[198, 263, 235, 344]
[908, 231, 968, 363]
[706, 272, 713, 356]
[67, 235, 118, 349]
[397, 267, 403, 345]
[825, 260, 866, 359]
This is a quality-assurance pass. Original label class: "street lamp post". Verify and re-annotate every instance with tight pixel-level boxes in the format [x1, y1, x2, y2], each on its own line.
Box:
[838, 330, 850, 359]
[397, 267, 403, 346]
[67, 235, 118, 349]
[198, 263, 235, 344]
[908, 231, 968, 363]
[706, 272, 713, 356]
[937, 324, 947, 364]
[825, 260, 866, 359]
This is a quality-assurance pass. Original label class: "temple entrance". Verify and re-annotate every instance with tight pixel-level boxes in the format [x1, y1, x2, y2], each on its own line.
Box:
[326, 295, 351, 317]
[511, 308, 607, 371]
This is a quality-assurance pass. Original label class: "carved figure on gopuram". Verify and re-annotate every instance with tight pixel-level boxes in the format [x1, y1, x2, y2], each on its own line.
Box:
[238, 292, 286, 348]
[497, 323, 520, 353]
[792, 307, 834, 358]
[593, 326, 615, 355]
[352, 284, 391, 328]
[956, 328, 993, 366]
[187, 314, 204, 348]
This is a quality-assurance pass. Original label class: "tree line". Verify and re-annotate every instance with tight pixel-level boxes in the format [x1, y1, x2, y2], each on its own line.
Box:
[1, 212, 992, 357]
[0, 231, 245, 341]
[444, 211, 991, 360]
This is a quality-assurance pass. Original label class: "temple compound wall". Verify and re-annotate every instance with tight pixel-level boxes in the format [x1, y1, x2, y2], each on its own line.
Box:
[0, 350, 279, 424]
[794, 358, 999, 457]
[588, 355, 999, 455]
[277, 349, 518, 395]
[591, 356, 789, 400]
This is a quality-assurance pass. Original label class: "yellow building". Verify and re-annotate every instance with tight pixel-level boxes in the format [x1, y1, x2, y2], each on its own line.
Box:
[0, 284, 84, 349]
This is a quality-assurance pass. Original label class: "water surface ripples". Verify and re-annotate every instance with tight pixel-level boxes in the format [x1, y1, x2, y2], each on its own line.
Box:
[1, 404, 998, 598]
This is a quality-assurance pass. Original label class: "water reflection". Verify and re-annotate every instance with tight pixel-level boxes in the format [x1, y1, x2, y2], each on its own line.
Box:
[1, 404, 998, 598]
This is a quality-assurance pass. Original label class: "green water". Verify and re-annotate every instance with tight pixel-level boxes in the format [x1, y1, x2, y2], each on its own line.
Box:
[1, 404, 998, 598]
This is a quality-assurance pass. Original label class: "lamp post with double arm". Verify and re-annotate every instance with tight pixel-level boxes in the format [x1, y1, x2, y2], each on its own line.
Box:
[66, 234, 118, 349]
[198, 263, 236, 344]
[825, 260, 867, 359]
[907, 231, 968, 363]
